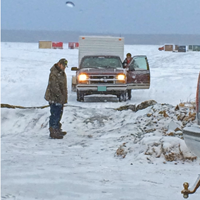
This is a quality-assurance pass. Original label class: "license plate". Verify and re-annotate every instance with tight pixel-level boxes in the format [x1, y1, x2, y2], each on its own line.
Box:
[98, 86, 107, 91]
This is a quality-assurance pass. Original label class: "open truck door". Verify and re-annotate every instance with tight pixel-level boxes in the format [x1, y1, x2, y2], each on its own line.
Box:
[126, 55, 150, 90]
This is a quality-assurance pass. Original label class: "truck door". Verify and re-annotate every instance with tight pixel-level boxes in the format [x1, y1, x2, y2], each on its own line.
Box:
[126, 55, 150, 90]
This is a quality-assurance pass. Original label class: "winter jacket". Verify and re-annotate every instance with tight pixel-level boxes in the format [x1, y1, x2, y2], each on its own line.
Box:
[45, 64, 68, 104]
[123, 58, 132, 68]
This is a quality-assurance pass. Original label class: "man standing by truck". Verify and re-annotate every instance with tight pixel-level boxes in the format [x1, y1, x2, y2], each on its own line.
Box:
[44, 58, 68, 139]
[123, 53, 132, 68]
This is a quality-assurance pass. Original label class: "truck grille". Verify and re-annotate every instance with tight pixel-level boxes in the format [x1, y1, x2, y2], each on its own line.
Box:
[89, 75, 115, 84]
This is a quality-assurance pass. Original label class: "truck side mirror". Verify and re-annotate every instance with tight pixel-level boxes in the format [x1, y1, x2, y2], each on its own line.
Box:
[71, 67, 78, 71]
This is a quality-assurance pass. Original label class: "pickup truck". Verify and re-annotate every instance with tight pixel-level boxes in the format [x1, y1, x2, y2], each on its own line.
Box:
[71, 54, 150, 101]
[71, 36, 150, 102]
[72, 55, 126, 101]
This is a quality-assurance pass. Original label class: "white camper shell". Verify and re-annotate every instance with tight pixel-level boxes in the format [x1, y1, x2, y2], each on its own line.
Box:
[78, 36, 124, 64]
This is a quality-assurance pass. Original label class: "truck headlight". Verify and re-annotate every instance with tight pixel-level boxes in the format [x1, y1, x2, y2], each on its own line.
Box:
[78, 74, 89, 84]
[78, 74, 88, 81]
[117, 74, 126, 80]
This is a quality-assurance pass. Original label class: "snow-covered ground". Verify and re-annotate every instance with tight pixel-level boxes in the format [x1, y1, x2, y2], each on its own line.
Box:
[1, 42, 200, 200]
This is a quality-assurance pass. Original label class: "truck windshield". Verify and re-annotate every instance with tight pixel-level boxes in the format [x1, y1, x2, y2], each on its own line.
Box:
[81, 57, 123, 69]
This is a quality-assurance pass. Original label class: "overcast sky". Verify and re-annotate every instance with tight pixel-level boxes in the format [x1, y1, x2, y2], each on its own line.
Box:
[1, 0, 200, 34]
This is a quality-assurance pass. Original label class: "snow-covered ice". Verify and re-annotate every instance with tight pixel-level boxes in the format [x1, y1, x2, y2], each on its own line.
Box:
[1, 42, 200, 200]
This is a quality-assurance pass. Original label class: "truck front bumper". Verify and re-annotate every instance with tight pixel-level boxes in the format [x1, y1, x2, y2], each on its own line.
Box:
[77, 84, 127, 92]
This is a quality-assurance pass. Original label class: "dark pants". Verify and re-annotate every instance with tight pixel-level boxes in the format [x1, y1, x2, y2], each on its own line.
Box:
[49, 103, 64, 129]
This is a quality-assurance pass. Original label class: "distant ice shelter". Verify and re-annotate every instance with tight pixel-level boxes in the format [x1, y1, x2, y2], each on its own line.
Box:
[39, 41, 52, 49]
[174, 45, 179, 51]
[188, 45, 200, 51]
[164, 44, 174, 51]
[178, 45, 187, 52]
[52, 42, 63, 49]
[68, 42, 79, 49]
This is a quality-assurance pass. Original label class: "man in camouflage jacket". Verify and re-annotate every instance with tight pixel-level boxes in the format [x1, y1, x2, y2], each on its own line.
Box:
[45, 58, 68, 139]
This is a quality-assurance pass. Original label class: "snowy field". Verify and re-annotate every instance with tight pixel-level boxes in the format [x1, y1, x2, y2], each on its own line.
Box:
[1, 42, 200, 200]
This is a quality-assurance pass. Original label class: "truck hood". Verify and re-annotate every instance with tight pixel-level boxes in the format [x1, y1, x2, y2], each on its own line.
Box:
[79, 68, 126, 75]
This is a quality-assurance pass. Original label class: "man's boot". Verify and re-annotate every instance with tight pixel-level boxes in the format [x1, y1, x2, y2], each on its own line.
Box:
[60, 130, 67, 136]
[49, 127, 63, 139]
[58, 123, 67, 136]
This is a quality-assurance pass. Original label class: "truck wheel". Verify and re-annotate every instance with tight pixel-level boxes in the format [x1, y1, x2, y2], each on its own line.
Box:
[127, 89, 132, 100]
[118, 92, 126, 102]
[77, 91, 81, 101]
[77, 91, 84, 102]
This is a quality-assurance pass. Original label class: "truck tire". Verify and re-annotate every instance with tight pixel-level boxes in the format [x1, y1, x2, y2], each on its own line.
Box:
[127, 89, 132, 100]
[77, 90, 84, 102]
[118, 92, 126, 102]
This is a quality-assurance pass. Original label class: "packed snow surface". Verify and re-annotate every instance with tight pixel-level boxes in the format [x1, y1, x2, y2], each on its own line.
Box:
[1, 42, 200, 200]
